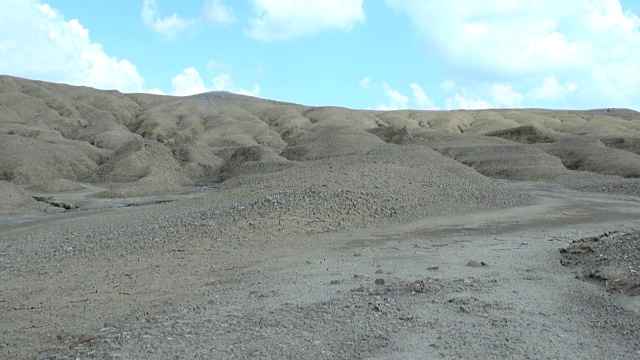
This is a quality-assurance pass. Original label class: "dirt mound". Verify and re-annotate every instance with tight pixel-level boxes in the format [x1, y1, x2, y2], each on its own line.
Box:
[96, 140, 190, 198]
[431, 142, 569, 181]
[0, 181, 38, 213]
[2, 75, 640, 201]
[30, 178, 85, 192]
[560, 231, 640, 296]
[599, 136, 640, 156]
[486, 125, 561, 144]
[537, 137, 640, 178]
[0, 134, 106, 184]
[281, 125, 386, 161]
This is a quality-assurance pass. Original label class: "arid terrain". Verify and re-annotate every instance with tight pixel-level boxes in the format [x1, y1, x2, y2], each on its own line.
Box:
[1, 75, 640, 359]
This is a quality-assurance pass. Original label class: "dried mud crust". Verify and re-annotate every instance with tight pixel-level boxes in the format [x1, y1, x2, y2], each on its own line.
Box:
[560, 230, 640, 296]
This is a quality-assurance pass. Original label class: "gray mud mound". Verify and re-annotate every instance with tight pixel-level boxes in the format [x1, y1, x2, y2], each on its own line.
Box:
[30, 178, 85, 192]
[1, 75, 640, 201]
[96, 140, 190, 198]
[0, 181, 38, 212]
[0, 133, 106, 184]
[485, 125, 561, 144]
[537, 137, 640, 178]
[560, 231, 640, 296]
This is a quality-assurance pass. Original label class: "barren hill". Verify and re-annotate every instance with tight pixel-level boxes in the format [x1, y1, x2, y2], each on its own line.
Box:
[2, 75, 640, 202]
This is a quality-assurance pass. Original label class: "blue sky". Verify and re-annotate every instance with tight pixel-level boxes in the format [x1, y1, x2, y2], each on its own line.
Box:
[1, 0, 640, 110]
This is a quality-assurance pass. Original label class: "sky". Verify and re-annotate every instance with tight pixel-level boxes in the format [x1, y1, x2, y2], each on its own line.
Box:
[1, 0, 640, 110]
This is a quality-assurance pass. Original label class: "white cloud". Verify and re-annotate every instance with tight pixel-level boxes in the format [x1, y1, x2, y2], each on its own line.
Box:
[246, 0, 365, 41]
[386, 0, 640, 108]
[141, 0, 197, 39]
[377, 83, 409, 110]
[171, 67, 260, 97]
[147, 88, 166, 95]
[0, 1, 150, 93]
[446, 93, 493, 110]
[203, 0, 235, 24]
[171, 68, 210, 96]
[492, 84, 524, 107]
[410, 83, 439, 110]
[359, 76, 371, 90]
[529, 76, 577, 100]
[385, 1, 593, 77]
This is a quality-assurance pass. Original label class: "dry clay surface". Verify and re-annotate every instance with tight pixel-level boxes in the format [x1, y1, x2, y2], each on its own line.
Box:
[1, 76, 640, 358]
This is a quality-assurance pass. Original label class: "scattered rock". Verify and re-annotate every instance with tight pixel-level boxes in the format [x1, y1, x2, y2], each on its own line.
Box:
[408, 280, 427, 294]
[466, 260, 487, 268]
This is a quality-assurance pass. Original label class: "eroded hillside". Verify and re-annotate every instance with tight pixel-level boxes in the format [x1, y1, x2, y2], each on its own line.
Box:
[1, 75, 640, 210]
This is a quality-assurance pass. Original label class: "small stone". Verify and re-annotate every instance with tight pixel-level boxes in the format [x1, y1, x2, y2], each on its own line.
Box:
[459, 305, 470, 313]
[375, 278, 385, 285]
[466, 260, 486, 268]
[409, 280, 426, 293]
[427, 266, 439, 271]
[375, 269, 384, 274]
[329, 280, 341, 285]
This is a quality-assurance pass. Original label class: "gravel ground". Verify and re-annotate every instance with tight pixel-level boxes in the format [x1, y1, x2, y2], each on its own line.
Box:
[3, 181, 640, 359]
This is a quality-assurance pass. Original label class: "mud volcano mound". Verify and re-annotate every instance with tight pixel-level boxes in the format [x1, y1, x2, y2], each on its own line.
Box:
[1, 75, 640, 214]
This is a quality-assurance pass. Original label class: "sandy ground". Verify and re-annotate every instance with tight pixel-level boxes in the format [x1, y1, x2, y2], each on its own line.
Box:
[1, 180, 639, 359]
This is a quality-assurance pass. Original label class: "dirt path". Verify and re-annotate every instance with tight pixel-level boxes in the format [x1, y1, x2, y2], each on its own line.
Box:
[2, 181, 640, 359]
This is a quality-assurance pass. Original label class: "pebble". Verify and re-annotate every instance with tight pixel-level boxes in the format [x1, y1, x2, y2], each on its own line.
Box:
[466, 260, 487, 268]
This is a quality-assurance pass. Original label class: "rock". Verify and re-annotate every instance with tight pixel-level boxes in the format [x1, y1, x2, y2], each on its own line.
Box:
[329, 280, 341, 285]
[408, 280, 427, 293]
[375, 269, 384, 274]
[427, 266, 439, 271]
[374, 278, 385, 285]
[466, 260, 487, 268]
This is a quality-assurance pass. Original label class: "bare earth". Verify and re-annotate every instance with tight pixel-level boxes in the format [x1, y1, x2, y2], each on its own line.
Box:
[1, 76, 640, 359]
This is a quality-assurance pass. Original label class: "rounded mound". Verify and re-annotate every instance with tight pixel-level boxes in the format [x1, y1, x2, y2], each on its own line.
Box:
[486, 125, 561, 144]
[0, 181, 38, 212]
[31, 178, 85, 192]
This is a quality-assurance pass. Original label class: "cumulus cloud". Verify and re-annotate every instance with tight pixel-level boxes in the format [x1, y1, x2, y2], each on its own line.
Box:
[147, 88, 166, 95]
[529, 76, 577, 100]
[142, 0, 197, 39]
[377, 83, 409, 110]
[142, 0, 235, 39]
[410, 83, 439, 110]
[246, 0, 365, 41]
[0, 1, 149, 93]
[359, 76, 371, 90]
[492, 84, 524, 107]
[203, 0, 235, 24]
[386, 0, 640, 108]
[171, 67, 260, 97]
[446, 93, 493, 110]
